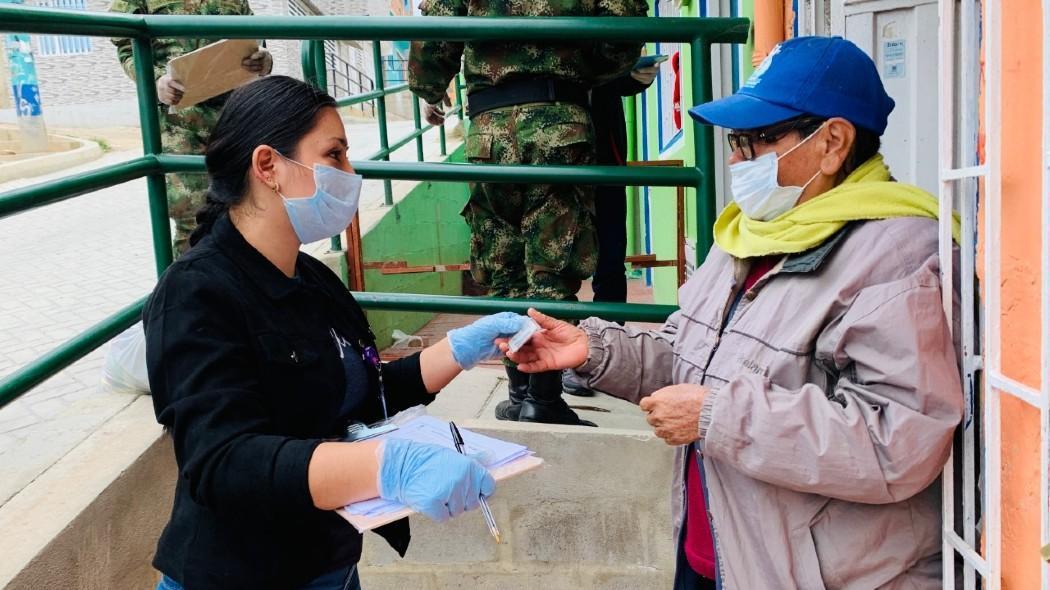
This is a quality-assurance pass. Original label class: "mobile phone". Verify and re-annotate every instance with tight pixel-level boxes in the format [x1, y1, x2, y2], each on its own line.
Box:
[635, 54, 669, 69]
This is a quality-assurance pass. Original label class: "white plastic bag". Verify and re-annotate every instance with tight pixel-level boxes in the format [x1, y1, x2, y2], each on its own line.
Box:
[391, 329, 424, 348]
[101, 322, 150, 394]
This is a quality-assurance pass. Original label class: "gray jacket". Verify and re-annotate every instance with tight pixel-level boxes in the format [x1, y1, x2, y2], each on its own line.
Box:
[577, 217, 963, 589]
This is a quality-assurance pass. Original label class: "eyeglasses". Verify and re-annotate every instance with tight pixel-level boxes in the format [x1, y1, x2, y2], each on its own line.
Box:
[726, 117, 827, 161]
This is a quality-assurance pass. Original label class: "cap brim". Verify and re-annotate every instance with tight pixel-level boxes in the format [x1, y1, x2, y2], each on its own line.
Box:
[688, 93, 805, 130]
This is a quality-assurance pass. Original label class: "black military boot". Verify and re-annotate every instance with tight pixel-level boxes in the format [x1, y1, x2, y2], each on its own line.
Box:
[495, 364, 530, 421]
[517, 370, 597, 427]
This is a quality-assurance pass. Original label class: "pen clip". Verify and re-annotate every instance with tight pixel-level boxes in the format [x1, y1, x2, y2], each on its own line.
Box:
[449, 421, 465, 454]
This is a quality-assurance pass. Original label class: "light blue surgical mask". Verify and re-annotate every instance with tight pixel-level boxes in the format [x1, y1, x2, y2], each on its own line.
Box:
[277, 153, 363, 244]
[728, 124, 823, 221]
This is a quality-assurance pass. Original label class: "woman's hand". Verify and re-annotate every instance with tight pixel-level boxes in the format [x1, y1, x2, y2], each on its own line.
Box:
[497, 308, 589, 373]
[447, 312, 527, 369]
[377, 439, 495, 522]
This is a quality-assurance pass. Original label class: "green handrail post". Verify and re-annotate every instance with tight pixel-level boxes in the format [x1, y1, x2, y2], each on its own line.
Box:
[300, 39, 315, 86]
[0, 7, 751, 413]
[691, 37, 716, 258]
[412, 95, 424, 162]
[133, 36, 174, 275]
[371, 41, 393, 206]
[438, 115, 447, 156]
[312, 38, 328, 91]
[301, 39, 350, 286]
[455, 74, 465, 122]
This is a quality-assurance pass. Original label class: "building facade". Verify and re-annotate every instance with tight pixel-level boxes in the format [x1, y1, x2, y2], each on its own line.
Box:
[2, 0, 390, 126]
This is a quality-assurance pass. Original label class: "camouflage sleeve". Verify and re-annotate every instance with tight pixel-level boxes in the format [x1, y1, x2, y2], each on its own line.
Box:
[589, 0, 649, 86]
[408, 0, 466, 105]
[109, 0, 149, 80]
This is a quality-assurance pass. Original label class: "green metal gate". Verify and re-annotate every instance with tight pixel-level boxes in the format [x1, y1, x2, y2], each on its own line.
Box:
[0, 7, 748, 409]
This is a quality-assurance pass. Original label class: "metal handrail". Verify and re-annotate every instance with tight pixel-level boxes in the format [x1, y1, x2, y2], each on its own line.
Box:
[0, 6, 749, 411]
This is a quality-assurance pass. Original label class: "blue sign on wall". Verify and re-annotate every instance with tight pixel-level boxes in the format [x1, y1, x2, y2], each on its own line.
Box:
[12, 82, 42, 116]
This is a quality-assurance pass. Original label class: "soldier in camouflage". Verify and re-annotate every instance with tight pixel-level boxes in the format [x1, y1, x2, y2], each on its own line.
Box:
[109, 0, 272, 256]
[408, 0, 647, 426]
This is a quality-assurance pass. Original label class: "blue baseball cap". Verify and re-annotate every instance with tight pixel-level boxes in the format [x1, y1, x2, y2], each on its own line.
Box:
[688, 36, 895, 135]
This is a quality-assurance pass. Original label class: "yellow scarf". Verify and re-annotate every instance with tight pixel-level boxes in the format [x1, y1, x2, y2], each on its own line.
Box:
[712, 154, 960, 258]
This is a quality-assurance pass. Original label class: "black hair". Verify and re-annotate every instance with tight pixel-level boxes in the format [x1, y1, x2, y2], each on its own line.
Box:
[189, 75, 337, 247]
[842, 126, 881, 179]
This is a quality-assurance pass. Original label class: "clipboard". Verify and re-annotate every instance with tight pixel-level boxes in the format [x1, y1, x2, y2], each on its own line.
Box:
[167, 39, 261, 111]
[337, 454, 544, 533]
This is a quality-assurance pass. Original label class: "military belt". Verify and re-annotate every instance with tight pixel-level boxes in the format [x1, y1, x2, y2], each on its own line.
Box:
[466, 79, 590, 118]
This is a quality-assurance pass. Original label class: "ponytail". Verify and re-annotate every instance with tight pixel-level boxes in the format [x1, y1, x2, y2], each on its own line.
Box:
[188, 190, 230, 247]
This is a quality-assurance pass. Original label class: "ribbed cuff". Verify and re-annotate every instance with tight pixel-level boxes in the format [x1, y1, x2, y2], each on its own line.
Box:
[698, 388, 719, 442]
[575, 327, 607, 375]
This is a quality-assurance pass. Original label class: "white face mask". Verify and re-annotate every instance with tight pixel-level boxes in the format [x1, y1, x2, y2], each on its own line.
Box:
[728, 124, 823, 221]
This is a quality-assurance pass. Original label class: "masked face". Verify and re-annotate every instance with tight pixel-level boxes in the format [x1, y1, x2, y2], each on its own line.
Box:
[277, 153, 363, 244]
[728, 123, 824, 221]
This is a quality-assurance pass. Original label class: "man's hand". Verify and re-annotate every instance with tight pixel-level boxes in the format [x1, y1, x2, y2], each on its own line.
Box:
[639, 384, 709, 446]
[497, 308, 589, 373]
[241, 49, 273, 75]
[156, 74, 185, 106]
[631, 65, 659, 86]
[424, 95, 453, 126]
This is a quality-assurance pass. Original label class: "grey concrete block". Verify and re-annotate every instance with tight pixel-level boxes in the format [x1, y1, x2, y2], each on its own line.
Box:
[361, 507, 501, 566]
[590, 569, 674, 590]
[430, 570, 581, 590]
[356, 570, 438, 590]
[508, 498, 665, 567]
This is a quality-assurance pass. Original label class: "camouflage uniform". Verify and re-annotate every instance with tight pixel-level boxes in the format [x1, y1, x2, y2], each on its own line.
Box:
[110, 0, 253, 256]
[408, 0, 648, 301]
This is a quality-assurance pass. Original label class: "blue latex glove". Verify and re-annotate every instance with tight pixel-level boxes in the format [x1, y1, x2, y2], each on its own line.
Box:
[447, 312, 527, 369]
[378, 438, 496, 523]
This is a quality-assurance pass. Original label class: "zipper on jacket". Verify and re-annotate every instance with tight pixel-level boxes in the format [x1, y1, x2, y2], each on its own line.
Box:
[699, 281, 745, 387]
[694, 262, 757, 588]
[697, 447, 727, 589]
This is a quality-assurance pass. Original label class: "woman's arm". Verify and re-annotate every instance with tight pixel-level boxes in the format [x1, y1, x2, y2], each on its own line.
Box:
[419, 337, 461, 393]
[308, 440, 381, 510]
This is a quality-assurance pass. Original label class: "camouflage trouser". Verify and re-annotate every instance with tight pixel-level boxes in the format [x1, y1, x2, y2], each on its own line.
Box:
[161, 103, 222, 256]
[462, 102, 598, 301]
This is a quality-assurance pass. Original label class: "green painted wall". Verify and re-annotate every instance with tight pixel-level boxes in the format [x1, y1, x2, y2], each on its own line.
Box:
[362, 145, 471, 349]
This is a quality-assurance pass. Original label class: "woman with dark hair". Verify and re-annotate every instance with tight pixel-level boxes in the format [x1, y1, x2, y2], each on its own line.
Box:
[143, 76, 526, 590]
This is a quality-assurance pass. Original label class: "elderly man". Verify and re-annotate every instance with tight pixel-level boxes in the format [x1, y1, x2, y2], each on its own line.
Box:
[503, 36, 962, 589]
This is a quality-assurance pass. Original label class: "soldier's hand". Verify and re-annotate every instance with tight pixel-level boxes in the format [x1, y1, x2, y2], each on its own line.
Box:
[424, 95, 452, 126]
[156, 74, 185, 106]
[242, 49, 274, 75]
[631, 65, 659, 86]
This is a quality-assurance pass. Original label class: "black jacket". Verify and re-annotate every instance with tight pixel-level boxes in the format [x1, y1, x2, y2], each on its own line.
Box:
[143, 214, 432, 589]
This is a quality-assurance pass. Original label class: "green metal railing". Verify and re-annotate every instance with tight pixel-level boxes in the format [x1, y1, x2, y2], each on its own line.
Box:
[0, 7, 749, 410]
